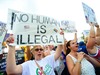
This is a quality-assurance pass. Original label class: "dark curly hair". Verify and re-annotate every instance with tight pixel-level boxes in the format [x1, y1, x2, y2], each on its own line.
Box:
[66, 40, 72, 55]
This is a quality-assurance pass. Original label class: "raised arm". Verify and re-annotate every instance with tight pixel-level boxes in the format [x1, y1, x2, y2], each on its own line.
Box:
[74, 30, 77, 43]
[54, 45, 63, 61]
[54, 28, 63, 61]
[6, 35, 22, 74]
[62, 35, 67, 55]
[86, 23, 97, 54]
[95, 24, 100, 45]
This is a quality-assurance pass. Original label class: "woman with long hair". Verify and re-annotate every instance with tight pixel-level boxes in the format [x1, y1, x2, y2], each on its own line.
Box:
[66, 40, 100, 75]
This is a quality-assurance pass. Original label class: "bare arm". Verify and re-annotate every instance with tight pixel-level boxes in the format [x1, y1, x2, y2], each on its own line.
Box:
[62, 37, 66, 55]
[66, 56, 81, 75]
[74, 30, 77, 43]
[26, 46, 32, 60]
[85, 54, 100, 67]
[86, 23, 97, 54]
[66, 52, 84, 75]
[54, 45, 63, 61]
[6, 36, 22, 74]
[54, 28, 63, 61]
[95, 24, 100, 45]
[95, 24, 100, 37]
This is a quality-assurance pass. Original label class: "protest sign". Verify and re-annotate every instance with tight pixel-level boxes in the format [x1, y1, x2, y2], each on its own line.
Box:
[55, 59, 65, 75]
[7, 9, 22, 30]
[83, 30, 90, 38]
[60, 20, 76, 33]
[82, 2, 98, 24]
[0, 21, 7, 51]
[10, 13, 64, 46]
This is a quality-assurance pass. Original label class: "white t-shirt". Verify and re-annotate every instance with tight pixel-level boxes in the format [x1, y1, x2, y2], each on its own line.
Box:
[50, 50, 56, 55]
[21, 55, 59, 75]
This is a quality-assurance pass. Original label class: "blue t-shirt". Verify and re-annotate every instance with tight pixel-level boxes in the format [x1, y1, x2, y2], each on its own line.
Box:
[77, 45, 88, 55]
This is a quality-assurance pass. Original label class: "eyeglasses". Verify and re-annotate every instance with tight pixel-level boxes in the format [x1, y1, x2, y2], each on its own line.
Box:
[35, 48, 43, 51]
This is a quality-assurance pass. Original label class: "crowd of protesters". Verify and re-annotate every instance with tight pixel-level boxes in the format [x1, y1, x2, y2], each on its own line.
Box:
[1, 23, 99, 75]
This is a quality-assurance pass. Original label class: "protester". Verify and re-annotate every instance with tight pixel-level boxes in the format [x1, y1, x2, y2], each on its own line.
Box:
[6, 29, 64, 75]
[60, 30, 77, 75]
[66, 40, 100, 75]
[86, 23, 100, 62]
[26, 46, 35, 60]
[43, 45, 52, 57]
[86, 23, 100, 75]
[77, 41, 88, 55]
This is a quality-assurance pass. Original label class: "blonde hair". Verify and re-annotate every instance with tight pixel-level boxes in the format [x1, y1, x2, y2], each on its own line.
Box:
[31, 45, 44, 52]
[84, 35, 89, 44]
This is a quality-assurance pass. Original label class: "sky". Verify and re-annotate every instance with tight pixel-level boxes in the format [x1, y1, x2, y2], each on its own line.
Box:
[0, 0, 100, 41]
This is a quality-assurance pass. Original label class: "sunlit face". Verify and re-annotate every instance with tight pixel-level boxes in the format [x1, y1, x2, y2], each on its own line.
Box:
[32, 46, 44, 61]
[68, 41, 79, 51]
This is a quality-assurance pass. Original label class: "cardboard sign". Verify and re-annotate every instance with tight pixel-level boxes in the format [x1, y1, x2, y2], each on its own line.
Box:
[82, 2, 98, 24]
[10, 13, 64, 46]
[0, 21, 7, 51]
[60, 20, 76, 33]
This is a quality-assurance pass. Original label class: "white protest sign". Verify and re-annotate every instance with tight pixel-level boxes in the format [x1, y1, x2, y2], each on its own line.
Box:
[10, 13, 64, 46]
[60, 20, 76, 33]
[0, 22, 7, 51]
[7, 9, 22, 30]
[83, 30, 90, 38]
[82, 2, 98, 24]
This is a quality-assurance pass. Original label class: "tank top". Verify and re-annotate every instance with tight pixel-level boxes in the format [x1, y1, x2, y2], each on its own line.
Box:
[89, 46, 100, 63]
[68, 54, 96, 75]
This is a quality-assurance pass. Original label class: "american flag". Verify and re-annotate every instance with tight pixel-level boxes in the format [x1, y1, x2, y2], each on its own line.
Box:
[24, 25, 29, 29]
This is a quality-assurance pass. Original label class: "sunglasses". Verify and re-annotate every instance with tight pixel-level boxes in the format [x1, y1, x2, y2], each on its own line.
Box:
[35, 48, 43, 51]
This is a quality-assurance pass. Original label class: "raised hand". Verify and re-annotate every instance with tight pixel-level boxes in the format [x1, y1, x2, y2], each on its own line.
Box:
[60, 28, 64, 35]
[95, 23, 99, 28]
[6, 34, 14, 46]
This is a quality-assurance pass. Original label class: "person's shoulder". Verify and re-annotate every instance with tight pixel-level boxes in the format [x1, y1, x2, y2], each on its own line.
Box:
[66, 54, 70, 58]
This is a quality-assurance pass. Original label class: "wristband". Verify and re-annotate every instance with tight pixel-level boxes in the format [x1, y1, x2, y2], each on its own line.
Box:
[76, 60, 81, 64]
